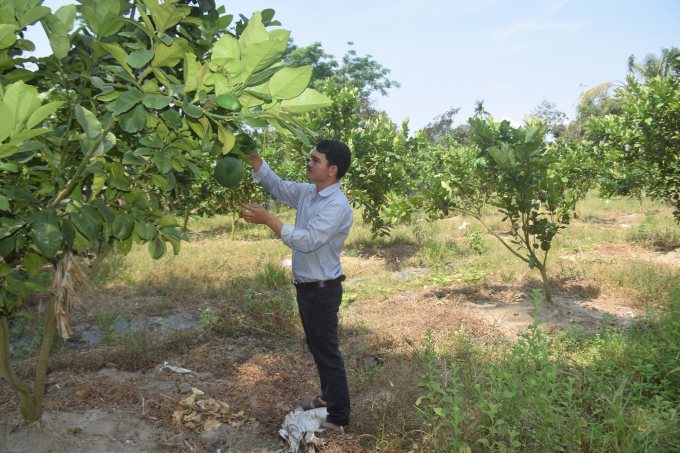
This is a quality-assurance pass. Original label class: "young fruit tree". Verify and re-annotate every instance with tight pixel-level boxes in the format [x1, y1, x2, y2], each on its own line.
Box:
[588, 76, 680, 221]
[0, 0, 331, 423]
[416, 116, 584, 304]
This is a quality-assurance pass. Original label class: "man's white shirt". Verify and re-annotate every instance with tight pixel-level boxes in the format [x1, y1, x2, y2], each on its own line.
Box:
[253, 161, 353, 283]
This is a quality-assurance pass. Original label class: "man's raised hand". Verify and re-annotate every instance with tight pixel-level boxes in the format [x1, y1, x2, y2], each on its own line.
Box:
[240, 203, 284, 238]
[240, 203, 269, 224]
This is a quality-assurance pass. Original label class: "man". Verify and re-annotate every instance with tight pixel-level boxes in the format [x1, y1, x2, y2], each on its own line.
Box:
[240, 139, 353, 433]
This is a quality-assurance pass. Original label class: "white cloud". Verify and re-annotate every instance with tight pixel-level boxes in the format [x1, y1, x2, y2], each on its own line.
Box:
[499, 116, 523, 128]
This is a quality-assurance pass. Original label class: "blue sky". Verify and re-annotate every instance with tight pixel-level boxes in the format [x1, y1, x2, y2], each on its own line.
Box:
[25, 0, 680, 131]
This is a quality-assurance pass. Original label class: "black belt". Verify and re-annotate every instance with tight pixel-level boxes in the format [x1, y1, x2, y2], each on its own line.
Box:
[292, 275, 346, 290]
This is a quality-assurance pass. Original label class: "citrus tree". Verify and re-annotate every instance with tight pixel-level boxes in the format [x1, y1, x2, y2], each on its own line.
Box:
[411, 117, 583, 305]
[0, 0, 331, 423]
[588, 76, 680, 221]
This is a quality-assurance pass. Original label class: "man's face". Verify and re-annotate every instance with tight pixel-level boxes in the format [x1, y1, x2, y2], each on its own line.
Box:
[307, 148, 337, 184]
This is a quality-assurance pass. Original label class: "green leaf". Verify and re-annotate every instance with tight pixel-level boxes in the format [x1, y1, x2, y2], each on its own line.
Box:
[503, 391, 517, 399]
[127, 49, 154, 68]
[281, 88, 332, 113]
[122, 152, 147, 165]
[9, 128, 52, 144]
[152, 41, 184, 68]
[0, 163, 18, 172]
[79, 131, 116, 157]
[71, 230, 90, 251]
[26, 101, 65, 130]
[113, 90, 145, 115]
[269, 66, 312, 99]
[23, 253, 45, 277]
[4, 275, 28, 299]
[142, 95, 172, 109]
[0, 195, 9, 211]
[217, 125, 235, 154]
[150, 174, 168, 189]
[75, 105, 102, 140]
[136, 221, 157, 241]
[244, 118, 266, 128]
[186, 160, 200, 175]
[97, 203, 115, 237]
[117, 236, 132, 255]
[100, 42, 133, 74]
[215, 94, 240, 111]
[0, 235, 17, 258]
[4, 81, 40, 125]
[119, 104, 146, 133]
[3, 188, 39, 204]
[130, 192, 149, 210]
[61, 219, 76, 248]
[159, 214, 179, 227]
[238, 12, 268, 53]
[112, 213, 135, 240]
[0, 24, 19, 50]
[241, 39, 286, 77]
[19, 6, 51, 28]
[0, 101, 15, 142]
[152, 2, 188, 34]
[31, 209, 63, 258]
[24, 282, 50, 293]
[67, 200, 102, 241]
[140, 134, 163, 148]
[211, 34, 240, 65]
[163, 234, 181, 255]
[153, 150, 173, 173]
[148, 236, 166, 259]
[182, 101, 203, 118]
[45, 18, 71, 60]
[0, 144, 18, 159]
[54, 4, 77, 31]
[529, 256, 535, 269]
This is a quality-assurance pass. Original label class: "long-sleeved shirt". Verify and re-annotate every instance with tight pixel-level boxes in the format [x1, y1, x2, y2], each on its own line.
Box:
[253, 161, 353, 283]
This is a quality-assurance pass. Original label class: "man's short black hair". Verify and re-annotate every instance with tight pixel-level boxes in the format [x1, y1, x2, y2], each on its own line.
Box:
[314, 140, 351, 179]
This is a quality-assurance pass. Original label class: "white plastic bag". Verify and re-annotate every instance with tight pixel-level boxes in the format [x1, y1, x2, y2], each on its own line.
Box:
[279, 407, 329, 453]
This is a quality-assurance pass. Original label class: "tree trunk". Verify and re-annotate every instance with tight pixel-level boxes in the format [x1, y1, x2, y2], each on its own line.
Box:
[537, 264, 553, 305]
[182, 210, 190, 232]
[0, 316, 39, 422]
[88, 238, 115, 277]
[230, 215, 237, 241]
[30, 294, 58, 422]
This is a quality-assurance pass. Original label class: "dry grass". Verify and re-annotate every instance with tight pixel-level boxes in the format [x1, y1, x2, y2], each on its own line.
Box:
[3, 191, 680, 452]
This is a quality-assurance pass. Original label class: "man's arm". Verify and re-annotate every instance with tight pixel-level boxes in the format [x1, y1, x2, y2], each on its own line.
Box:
[281, 202, 351, 253]
[245, 147, 307, 209]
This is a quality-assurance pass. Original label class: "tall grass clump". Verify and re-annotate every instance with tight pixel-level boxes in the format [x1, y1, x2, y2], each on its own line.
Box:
[415, 282, 680, 452]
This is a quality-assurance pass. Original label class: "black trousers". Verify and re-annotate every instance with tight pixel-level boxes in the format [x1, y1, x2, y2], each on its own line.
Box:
[296, 283, 350, 426]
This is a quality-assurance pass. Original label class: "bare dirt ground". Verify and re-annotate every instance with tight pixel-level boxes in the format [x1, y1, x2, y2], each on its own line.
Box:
[2, 243, 676, 452]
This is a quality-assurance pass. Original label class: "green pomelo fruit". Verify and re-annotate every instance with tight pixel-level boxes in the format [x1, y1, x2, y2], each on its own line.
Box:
[214, 156, 245, 188]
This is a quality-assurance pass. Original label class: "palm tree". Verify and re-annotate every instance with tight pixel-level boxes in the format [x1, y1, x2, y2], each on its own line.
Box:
[628, 46, 680, 80]
[474, 99, 490, 118]
[578, 46, 679, 107]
